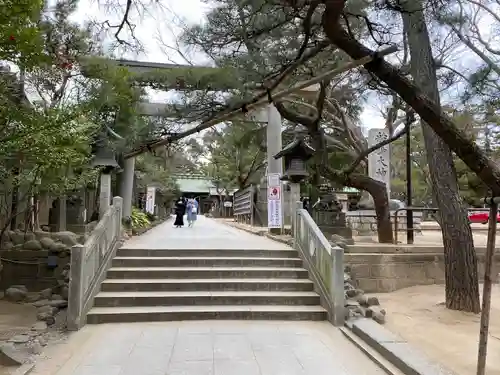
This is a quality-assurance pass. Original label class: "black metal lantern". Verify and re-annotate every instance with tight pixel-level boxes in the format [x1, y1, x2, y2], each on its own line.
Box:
[274, 133, 315, 183]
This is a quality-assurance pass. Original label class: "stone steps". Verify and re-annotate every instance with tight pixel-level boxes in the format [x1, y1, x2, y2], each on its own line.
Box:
[86, 305, 327, 323]
[100, 278, 315, 292]
[116, 248, 299, 258]
[86, 247, 327, 324]
[93, 291, 321, 307]
[112, 256, 303, 267]
[106, 267, 309, 279]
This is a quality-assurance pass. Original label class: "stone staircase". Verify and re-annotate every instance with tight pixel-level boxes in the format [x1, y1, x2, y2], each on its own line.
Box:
[86, 247, 327, 323]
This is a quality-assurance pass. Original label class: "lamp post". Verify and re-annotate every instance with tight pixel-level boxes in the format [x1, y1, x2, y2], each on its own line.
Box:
[274, 132, 315, 233]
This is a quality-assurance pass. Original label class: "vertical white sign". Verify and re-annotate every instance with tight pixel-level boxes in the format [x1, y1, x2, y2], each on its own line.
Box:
[145, 186, 156, 215]
[368, 128, 391, 198]
[267, 173, 283, 228]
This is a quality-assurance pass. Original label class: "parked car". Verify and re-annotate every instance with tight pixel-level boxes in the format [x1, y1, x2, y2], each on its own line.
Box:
[468, 211, 500, 224]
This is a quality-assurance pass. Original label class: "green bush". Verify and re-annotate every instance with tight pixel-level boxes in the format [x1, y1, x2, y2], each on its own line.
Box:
[145, 212, 157, 222]
[131, 207, 150, 229]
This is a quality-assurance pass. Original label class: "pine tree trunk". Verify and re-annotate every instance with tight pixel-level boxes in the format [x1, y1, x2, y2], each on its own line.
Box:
[400, 1, 480, 313]
[345, 174, 393, 243]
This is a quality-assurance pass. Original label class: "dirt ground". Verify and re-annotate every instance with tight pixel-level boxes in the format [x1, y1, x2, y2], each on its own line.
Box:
[0, 301, 37, 341]
[0, 301, 38, 375]
[377, 284, 500, 375]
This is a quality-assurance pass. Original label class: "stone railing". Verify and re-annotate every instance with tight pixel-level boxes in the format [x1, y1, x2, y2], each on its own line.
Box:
[294, 203, 345, 326]
[67, 196, 123, 330]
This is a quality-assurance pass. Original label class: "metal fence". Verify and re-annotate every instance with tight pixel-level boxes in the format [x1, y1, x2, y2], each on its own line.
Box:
[233, 185, 254, 225]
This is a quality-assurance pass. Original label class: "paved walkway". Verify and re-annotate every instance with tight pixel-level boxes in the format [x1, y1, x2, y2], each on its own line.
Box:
[122, 215, 289, 250]
[32, 216, 385, 375]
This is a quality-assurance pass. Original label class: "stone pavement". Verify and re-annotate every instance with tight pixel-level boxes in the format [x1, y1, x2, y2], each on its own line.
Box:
[32, 321, 386, 375]
[122, 215, 289, 250]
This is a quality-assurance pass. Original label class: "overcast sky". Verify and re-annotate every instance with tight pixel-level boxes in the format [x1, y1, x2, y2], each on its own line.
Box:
[71, 0, 496, 133]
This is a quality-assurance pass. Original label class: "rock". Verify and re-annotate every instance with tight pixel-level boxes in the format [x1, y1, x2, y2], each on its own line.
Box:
[371, 311, 386, 324]
[52, 231, 79, 246]
[36, 305, 58, 325]
[40, 237, 56, 250]
[5, 287, 27, 302]
[48, 300, 67, 308]
[30, 340, 43, 355]
[31, 322, 48, 332]
[61, 269, 70, 282]
[355, 294, 368, 306]
[0, 291, 4, 299]
[24, 232, 36, 242]
[12, 244, 23, 250]
[345, 289, 362, 298]
[60, 285, 69, 300]
[366, 296, 380, 306]
[23, 239, 42, 250]
[9, 231, 25, 245]
[50, 242, 68, 253]
[40, 288, 52, 300]
[38, 336, 47, 346]
[8, 334, 30, 344]
[9, 285, 28, 293]
[32, 299, 50, 308]
[0, 343, 29, 365]
[2, 241, 13, 250]
[37, 313, 56, 326]
[51, 294, 63, 301]
[25, 293, 42, 303]
[345, 299, 360, 308]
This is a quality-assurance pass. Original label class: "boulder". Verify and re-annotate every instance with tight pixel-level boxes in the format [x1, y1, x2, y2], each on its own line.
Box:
[48, 299, 67, 308]
[366, 296, 380, 307]
[9, 231, 24, 245]
[52, 231, 79, 246]
[40, 237, 56, 250]
[9, 285, 28, 293]
[36, 305, 58, 324]
[23, 239, 42, 250]
[40, 288, 52, 300]
[2, 241, 13, 250]
[5, 287, 27, 302]
[49, 242, 68, 253]
[24, 232, 36, 242]
[51, 294, 63, 301]
[60, 285, 69, 300]
[32, 299, 50, 308]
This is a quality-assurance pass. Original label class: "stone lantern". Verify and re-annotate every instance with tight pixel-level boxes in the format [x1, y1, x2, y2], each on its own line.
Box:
[91, 134, 121, 218]
[273, 133, 315, 184]
[274, 133, 315, 232]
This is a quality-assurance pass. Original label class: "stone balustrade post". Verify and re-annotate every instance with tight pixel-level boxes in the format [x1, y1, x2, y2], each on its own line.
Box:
[67, 244, 85, 331]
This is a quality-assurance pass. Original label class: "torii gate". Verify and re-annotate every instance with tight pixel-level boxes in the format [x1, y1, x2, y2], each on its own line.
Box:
[81, 58, 283, 222]
[81, 46, 396, 225]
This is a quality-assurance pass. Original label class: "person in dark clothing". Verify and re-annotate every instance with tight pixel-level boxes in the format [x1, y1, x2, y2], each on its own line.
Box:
[174, 198, 186, 228]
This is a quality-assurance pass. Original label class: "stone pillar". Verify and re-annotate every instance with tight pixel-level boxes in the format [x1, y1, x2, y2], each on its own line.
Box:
[120, 157, 135, 219]
[99, 172, 112, 219]
[266, 104, 283, 234]
[290, 182, 301, 234]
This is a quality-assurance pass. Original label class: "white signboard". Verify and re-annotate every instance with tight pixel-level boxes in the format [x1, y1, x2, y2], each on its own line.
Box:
[368, 128, 391, 197]
[145, 186, 156, 215]
[224, 201, 233, 207]
[267, 173, 283, 228]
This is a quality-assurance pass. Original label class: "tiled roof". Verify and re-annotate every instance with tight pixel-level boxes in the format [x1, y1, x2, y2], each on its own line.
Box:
[175, 177, 215, 193]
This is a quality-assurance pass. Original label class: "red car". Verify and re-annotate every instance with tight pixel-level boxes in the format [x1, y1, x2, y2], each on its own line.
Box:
[468, 211, 500, 224]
